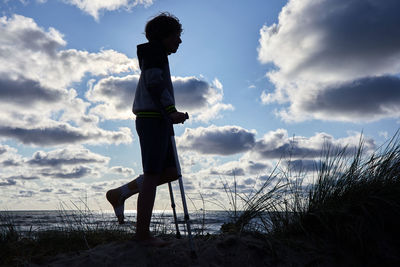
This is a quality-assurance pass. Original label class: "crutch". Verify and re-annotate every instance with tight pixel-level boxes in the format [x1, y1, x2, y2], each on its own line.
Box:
[167, 113, 196, 258]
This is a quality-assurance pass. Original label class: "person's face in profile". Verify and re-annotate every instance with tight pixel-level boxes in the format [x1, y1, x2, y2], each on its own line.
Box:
[163, 32, 182, 55]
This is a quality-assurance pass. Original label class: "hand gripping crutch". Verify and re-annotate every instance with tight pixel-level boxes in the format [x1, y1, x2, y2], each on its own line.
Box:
[167, 113, 196, 258]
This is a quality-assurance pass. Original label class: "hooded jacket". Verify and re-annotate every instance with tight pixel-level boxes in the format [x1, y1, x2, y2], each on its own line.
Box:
[132, 41, 177, 118]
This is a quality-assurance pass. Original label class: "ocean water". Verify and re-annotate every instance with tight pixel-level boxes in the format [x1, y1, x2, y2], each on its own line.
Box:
[0, 210, 237, 236]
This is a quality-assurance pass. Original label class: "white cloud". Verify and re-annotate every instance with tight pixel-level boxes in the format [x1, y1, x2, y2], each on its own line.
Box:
[86, 75, 138, 120]
[174, 76, 216, 110]
[110, 166, 135, 176]
[61, 0, 153, 21]
[0, 122, 132, 146]
[258, 0, 400, 122]
[290, 76, 400, 122]
[209, 158, 271, 177]
[250, 129, 375, 160]
[174, 128, 379, 207]
[0, 144, 22, 168]
[175, 77, 233, 122]
[177, 126, 375, 162]
[0, 144, 139, 207]
[177, 125, 257, 156]
[0, 14, 137, 145]
[0, 146, 112, 181]
[0, 14, 138, 89]
[0, 179, 17, 187]
[0, 176, 128, 209]
[27, 147, 110, 167]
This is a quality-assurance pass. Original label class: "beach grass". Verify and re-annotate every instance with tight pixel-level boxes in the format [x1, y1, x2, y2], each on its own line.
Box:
[222, 133, 400, 265]
[2, 133, 400, 266]
[0, 207, 135, 266]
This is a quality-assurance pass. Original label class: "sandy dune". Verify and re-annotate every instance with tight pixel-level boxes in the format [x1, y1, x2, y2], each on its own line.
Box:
[35, 234, 292, 267]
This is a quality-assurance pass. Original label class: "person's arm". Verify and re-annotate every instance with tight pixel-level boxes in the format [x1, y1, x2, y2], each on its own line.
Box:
[144, 68, 186, 124]
[140, 43, 187, 125]
[144, 68, 176, 112]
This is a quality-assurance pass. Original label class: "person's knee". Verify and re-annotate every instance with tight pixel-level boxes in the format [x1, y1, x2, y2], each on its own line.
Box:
[162, 168, 179, 182]
[170, 168, 179, 181]
[169, 173, 179, 181]
[165, 172, 179, 182]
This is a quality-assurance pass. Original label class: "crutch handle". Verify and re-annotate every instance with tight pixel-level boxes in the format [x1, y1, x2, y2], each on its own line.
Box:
[182, 112, 189, 124]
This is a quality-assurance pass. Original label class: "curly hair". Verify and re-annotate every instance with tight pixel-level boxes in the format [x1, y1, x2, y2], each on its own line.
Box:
[145, 12, 182, 42]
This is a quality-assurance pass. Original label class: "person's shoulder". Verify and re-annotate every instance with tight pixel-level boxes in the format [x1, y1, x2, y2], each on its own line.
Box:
[137, 41, 167, 69]
[137, 42, 165, 57]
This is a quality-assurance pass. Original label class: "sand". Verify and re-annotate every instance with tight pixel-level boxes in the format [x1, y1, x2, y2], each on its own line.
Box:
[32, 234, 293, 267]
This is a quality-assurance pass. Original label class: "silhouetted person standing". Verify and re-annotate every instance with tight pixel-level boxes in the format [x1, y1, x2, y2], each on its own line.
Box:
[106, 12, 187, 247]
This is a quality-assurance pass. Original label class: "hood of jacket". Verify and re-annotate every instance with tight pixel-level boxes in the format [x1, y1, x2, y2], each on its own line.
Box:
[137, 41, 168, 71]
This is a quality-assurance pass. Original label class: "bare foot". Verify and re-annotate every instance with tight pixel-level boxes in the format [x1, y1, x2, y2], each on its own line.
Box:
[135, 236, 171, 247]
[106, 188, 125, 224]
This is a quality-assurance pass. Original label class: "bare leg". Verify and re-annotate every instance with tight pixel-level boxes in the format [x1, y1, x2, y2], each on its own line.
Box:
[113, 167, 178, 198]
[106, 168, 179, 226]
[126, 178, 141, 191]
[136, 173, 160, 240]
[106, 175, 143, 224]
[134, 168, 179, 247]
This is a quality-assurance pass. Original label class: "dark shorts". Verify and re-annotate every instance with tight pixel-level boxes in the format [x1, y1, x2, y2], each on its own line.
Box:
[135, 117, 176, 174]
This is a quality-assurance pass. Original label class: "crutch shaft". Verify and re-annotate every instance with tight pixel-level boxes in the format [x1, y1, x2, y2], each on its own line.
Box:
[171, 136, 196, 257]
[168, 182, 181, 238]
[178, 175, 193, 239]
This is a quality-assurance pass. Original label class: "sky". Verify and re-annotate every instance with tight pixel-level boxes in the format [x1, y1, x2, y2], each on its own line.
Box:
[1, 0, 399, 211]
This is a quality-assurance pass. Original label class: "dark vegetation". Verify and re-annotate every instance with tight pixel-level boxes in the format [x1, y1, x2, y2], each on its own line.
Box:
[221, 133, 400, 265]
